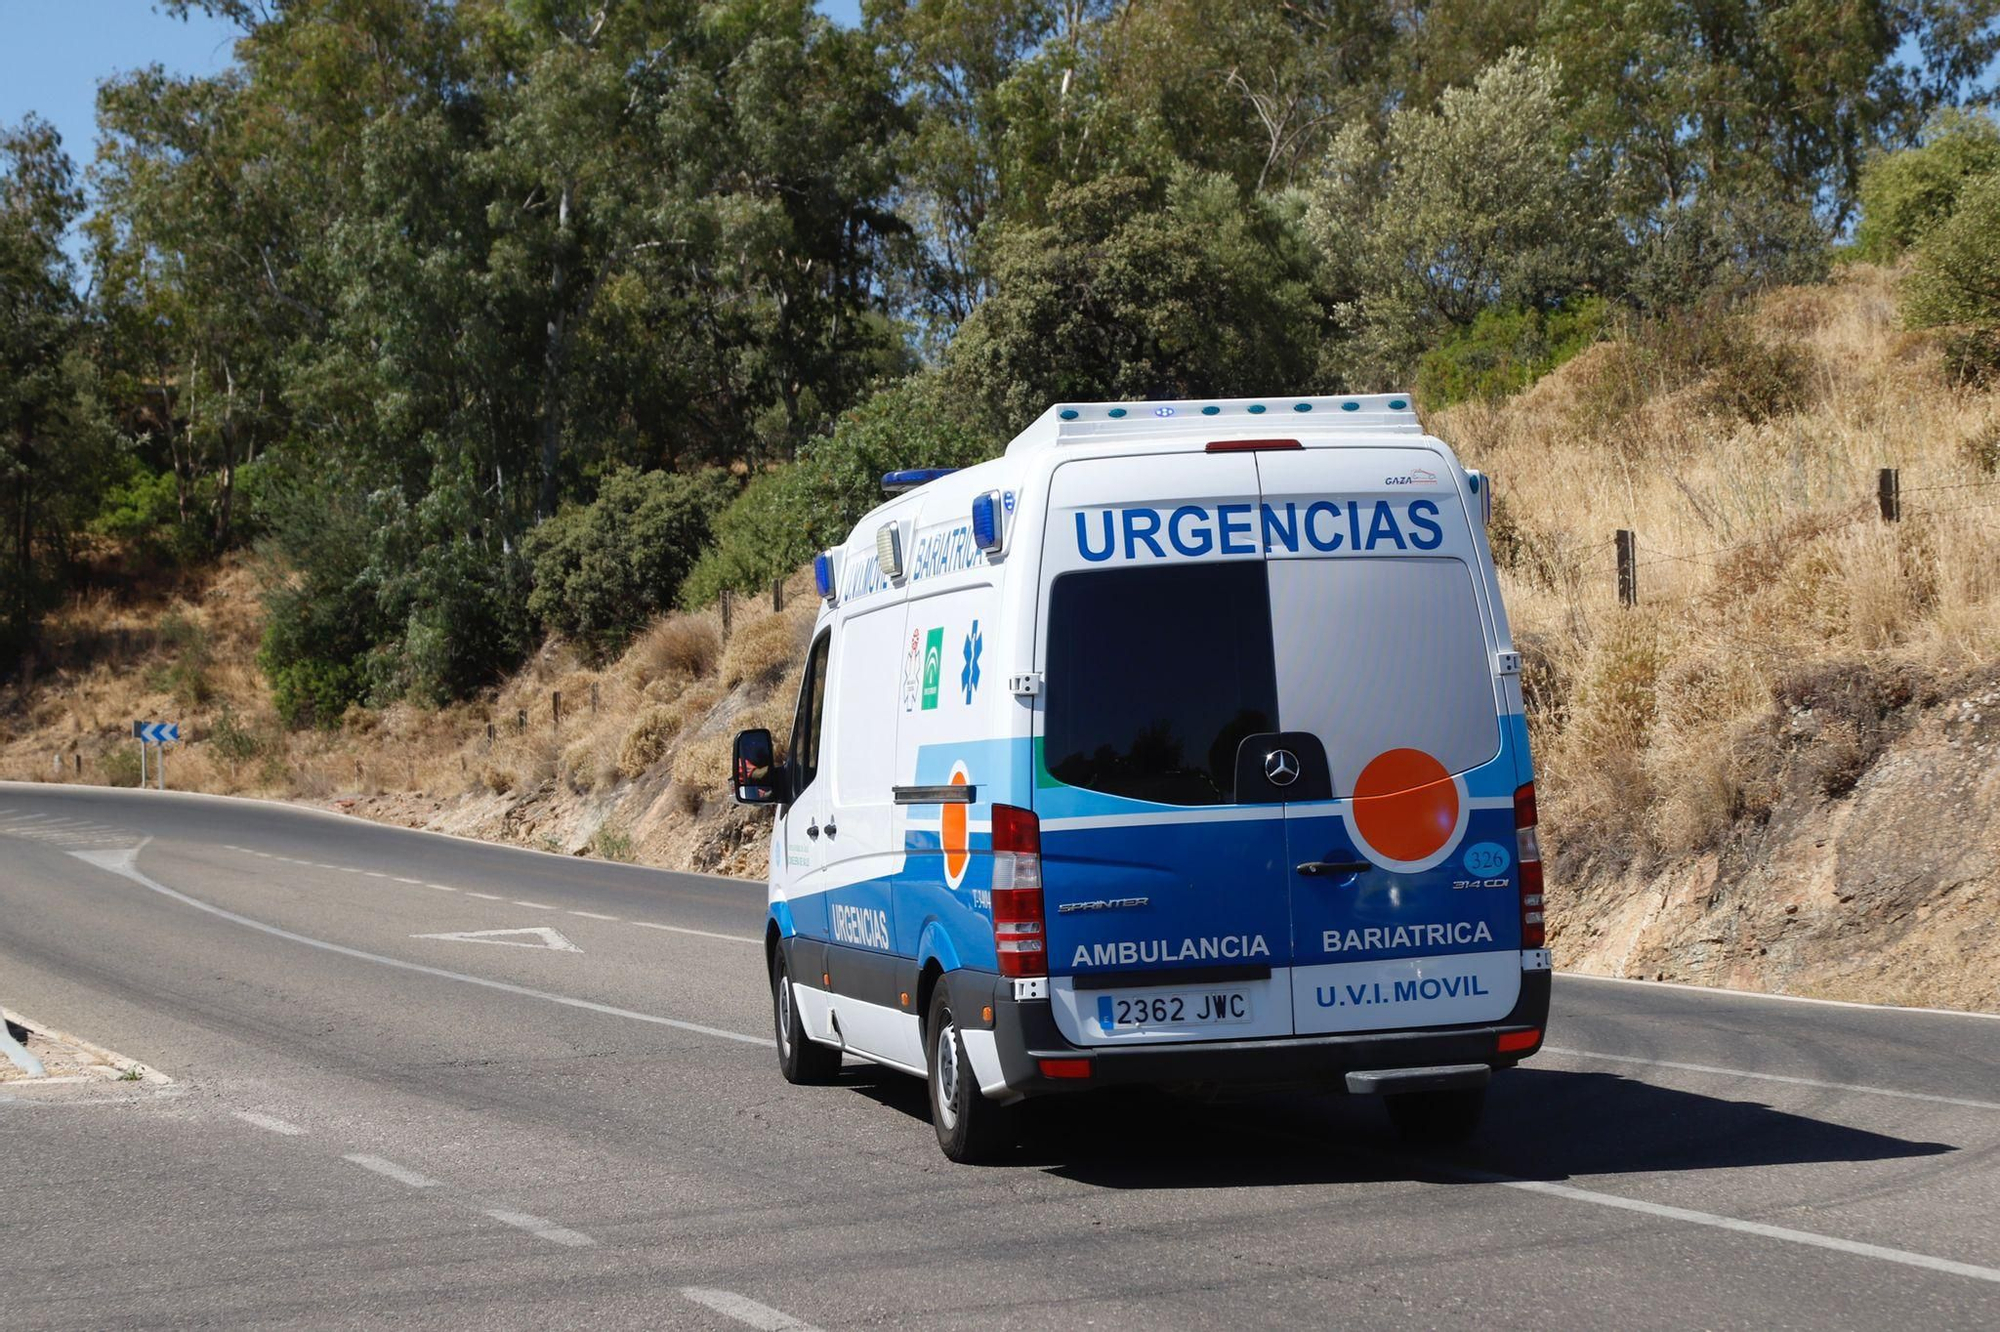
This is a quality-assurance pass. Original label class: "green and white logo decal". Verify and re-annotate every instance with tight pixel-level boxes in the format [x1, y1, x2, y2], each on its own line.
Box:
[920, 627, 945, 710]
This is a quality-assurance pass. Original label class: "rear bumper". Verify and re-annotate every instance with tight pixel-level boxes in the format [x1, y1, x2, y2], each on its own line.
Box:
[948, 968, 1549, 1100]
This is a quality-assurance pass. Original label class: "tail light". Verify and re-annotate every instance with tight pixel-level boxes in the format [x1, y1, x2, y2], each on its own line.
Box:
[1515, 782, 1544, 948]
[990, 804, 1045, 978]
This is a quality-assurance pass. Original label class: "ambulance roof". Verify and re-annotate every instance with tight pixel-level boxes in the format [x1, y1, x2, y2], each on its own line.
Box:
[1003, 394, 1423, 457]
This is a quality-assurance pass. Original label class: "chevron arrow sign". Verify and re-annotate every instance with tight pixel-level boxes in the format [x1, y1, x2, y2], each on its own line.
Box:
[133, 721, 180, 744]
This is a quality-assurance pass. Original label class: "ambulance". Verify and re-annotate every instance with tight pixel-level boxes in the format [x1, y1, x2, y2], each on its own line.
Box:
[732, 394, 1549, 1163]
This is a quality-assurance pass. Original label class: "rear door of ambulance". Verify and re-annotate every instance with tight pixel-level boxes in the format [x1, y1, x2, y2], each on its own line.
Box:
[1033, 451, 1297, 1047]
[1255, 447, 1522, 1035]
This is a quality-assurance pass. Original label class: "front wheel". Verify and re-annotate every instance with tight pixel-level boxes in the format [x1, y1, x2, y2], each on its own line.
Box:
[925, 989, 1016, 1164]
[1385, 1086, 1486, 1146]
[771, 953, 841, 1085]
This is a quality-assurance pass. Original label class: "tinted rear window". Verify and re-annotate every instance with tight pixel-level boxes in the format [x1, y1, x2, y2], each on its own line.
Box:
[1044, 563, 1277, 806]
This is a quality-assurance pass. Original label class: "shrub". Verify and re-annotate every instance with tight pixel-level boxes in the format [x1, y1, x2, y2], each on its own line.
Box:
[147, 611, 214, 707]
[617, 705, 683, 778]
[1855, 111, 2000, 261]
[627, 615, 722, 688]
[526, 467, 735, 659]
[1903, 172, 2000, 384]
[268, 657, 365, 730]
[1415, 299, 1610, 409]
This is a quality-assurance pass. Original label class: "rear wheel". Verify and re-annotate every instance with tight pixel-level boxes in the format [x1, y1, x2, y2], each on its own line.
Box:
[925, 989, 1016, 1164]
[1385, 1086, 1486, 1146]
[771, 953, 841, 1085]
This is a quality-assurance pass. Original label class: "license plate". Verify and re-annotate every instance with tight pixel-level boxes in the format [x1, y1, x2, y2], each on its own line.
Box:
[1097, 989, 1253, 1032]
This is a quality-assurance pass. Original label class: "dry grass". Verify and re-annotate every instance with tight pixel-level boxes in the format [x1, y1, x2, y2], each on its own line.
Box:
[1443, 263, 2000, 869]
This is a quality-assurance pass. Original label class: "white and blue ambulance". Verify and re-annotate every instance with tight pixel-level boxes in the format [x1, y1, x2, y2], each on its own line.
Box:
[732, 394, 1549, 1162]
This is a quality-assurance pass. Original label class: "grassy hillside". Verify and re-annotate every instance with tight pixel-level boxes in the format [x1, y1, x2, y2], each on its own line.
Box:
[4, 264, 1996, 1007]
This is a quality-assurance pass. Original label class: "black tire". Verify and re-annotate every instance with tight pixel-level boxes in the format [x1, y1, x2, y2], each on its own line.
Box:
[771, 952, 841, 1085]
[1385, 1086, 1486, 1146]
[925, 988, 1017, 1164]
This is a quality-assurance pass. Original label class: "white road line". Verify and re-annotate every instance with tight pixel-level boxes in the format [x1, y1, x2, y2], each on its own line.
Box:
[233, 1111, 304, 1136]
[363, 871, 388, 878]
[632, 921, 760, 945]
[568, 910, 618, 921]
[74, 844, 771, 1048]
[392, 877, 422, 884]
[1559, 971, 2000, 1022]
[1543, 1046, 2000, 1111]
[1477, 1170, 2000, 1286]
[680, 1288, 822, 1331]
[426, 883, 456, 891]
[483, 1208, 594, 1248]
[513, 901, 555, 910]
[466, 892, 502, 900]
[344, 1153, 441, 1188]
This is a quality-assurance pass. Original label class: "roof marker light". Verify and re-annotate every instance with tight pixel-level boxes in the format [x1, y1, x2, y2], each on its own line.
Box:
[1206, 439, 1302, 453]
[875, 523, 904, 580]
[813, 552, 835, 603]
[1340, 401, 1359, 411]
[970, 491, 1004, 553]
[1108, 407, 1127, 418]
[1248, 404, 1267, 414]
[1390, 398, 1409, 410]
[1295, 402, 1314, 412]
[1201, 405, 1220, 416]
[1059, 408, 1079, 420]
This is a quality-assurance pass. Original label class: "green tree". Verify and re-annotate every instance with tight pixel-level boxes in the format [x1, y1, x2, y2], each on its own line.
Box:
[1, 118, 117, 662]
[947, 168, 1321, 427]
[1306, 50, 1610, 387]
[1541, 0, 2000, 240]
[1856, 110, 2000, 260]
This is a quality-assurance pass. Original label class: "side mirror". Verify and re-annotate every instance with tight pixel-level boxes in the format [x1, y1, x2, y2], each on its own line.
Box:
[731, 728, 786, 805]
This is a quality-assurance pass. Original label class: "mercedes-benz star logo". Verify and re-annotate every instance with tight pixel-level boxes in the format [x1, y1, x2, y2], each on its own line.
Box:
[1264, 748, 1300, 787]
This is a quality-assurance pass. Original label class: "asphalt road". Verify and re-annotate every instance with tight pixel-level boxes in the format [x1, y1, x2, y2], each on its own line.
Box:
[2, 782, 1996, 1330]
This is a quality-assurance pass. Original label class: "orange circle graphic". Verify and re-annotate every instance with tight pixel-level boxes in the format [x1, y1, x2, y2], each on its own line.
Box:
[1352, 748, 1459, 864]
[942, 767, 970, 884]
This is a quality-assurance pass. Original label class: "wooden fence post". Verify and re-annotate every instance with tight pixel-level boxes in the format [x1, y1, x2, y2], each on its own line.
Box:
[1616, 529, 1637, 607]
[1878, 467, 1901, 522]
[552, 690, 562, 730]
[720, 589, 733, 639]
[772, 577, 784, 612]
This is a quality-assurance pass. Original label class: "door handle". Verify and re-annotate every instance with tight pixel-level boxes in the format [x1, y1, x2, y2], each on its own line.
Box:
[823, 821, 837, 839]
[1297, 860, 1370, 877]
[805, 823, 820, 840]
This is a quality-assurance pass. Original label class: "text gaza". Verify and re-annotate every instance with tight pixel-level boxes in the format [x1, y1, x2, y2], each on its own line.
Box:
[1075, 499, 1446, 562]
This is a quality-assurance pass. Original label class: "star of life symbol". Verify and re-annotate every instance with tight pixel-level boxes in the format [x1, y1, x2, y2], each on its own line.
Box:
[961, 621, 983, 704]
[1264, 749, 1300, 786]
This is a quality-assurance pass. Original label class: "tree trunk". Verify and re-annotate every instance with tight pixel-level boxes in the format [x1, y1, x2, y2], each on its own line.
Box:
[537, 181, 572, 522]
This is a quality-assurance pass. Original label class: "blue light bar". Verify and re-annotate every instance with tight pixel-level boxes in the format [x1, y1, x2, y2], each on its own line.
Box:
[813, 552, 835, 601]
[970, 492, 1002, 553]
[882, 468, 957, 494]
